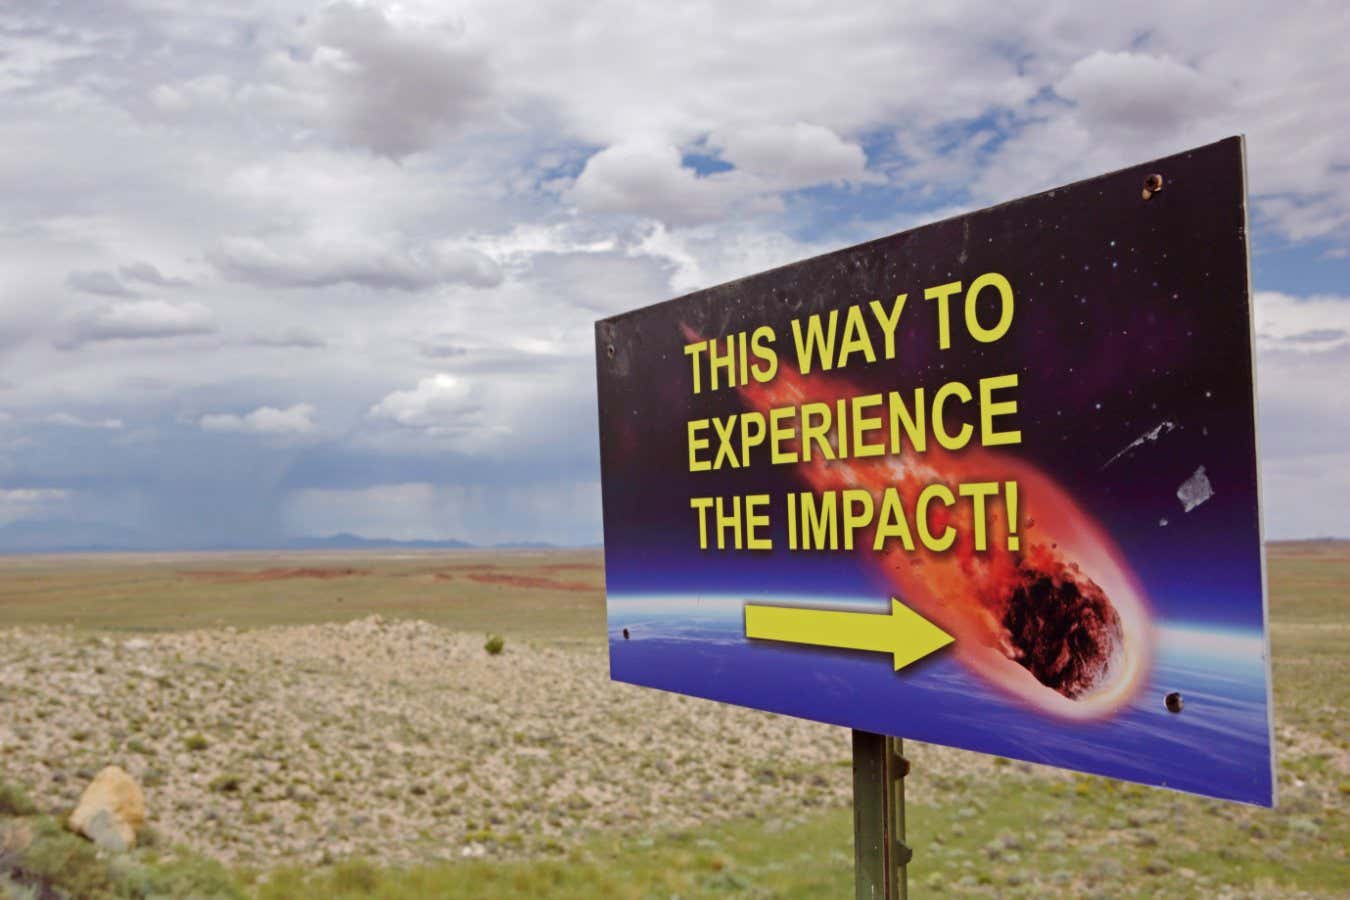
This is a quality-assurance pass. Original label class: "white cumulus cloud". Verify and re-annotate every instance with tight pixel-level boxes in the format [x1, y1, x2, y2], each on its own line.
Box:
[44, 413, 124, 430]
[367, 374, 486, 436]
[210, 234, 502, 291]
[200, 403, 318, 436]
[1055, 51, 1233, 131]
[713, 122, 868, 186]
[1255, 291, 1350, 355]
[569, 140, 770, 226]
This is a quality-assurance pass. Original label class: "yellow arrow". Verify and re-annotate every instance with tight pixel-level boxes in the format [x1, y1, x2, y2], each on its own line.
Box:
[744, 598, 954, 670]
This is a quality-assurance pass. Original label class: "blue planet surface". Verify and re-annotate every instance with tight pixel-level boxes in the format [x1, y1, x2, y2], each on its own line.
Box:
[608, 592, 1274, 806]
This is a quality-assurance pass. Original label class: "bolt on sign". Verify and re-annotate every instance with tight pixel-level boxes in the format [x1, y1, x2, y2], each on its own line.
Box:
[595, 137, 1275, 807]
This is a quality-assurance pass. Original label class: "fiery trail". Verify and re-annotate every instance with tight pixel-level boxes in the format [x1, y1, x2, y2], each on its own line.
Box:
[733, 360, 1153, 720]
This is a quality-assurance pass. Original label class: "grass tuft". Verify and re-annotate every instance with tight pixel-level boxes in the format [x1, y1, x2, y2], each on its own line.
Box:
[0, 780, 37, 817]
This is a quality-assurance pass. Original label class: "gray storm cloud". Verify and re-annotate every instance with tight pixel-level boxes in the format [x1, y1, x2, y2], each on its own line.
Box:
[0, 0, 1347, 548]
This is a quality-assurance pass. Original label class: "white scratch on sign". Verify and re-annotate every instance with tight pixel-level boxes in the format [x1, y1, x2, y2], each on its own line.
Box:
[1103, 420, 1177, 469]
[1177, 466, 1214, 513]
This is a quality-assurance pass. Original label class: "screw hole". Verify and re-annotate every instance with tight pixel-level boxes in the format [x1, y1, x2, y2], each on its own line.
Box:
[1164, 691, 1183, 714]
[1142, 173, 1164, 200]
[606, 344, 615, 359]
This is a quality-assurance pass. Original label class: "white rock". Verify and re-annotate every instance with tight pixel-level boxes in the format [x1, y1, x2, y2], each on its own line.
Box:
[68, 766, 146, 853]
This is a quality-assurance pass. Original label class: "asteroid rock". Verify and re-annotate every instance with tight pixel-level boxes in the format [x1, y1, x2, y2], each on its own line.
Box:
[1001, 559, 1124, 699]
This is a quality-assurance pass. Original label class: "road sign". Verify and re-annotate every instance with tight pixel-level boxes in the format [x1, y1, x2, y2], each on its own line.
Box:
[595, 136, 1275, 807]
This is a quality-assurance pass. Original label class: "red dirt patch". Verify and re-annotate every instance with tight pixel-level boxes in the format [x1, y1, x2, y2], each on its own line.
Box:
[403, 565, 505, 582]
[178, 567, 370, 583]
[413, 564, 500, 575]
[467, 572, 592, 592]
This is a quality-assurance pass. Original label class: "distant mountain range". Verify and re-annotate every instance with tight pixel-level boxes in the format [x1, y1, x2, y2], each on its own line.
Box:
[0, 517, 1333, 555]
[285, 533, 566, 551]
[282, 533, 476, 551]
[0, 520, 580, 554]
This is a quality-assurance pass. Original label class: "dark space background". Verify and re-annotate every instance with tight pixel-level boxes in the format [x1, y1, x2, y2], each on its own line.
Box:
[597, 137, 1263, 631]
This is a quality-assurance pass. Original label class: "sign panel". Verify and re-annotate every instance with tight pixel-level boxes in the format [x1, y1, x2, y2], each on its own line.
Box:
[595, 137, 1274, 806]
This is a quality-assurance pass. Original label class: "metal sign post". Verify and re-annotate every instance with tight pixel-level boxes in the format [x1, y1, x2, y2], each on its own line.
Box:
[852, 730, 911, 900]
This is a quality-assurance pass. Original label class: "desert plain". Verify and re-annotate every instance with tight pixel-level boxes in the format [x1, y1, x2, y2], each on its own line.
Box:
[0, 544, 1345, 897]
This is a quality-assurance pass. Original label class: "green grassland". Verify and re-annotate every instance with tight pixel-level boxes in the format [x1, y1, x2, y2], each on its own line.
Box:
[1, 543, 1346, 898]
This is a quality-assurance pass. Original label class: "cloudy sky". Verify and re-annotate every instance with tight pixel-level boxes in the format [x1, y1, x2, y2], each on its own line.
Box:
[1, 1, 1347, 548]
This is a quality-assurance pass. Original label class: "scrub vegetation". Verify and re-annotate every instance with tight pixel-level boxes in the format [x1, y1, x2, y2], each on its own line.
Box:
[0, 544, 1344, 897]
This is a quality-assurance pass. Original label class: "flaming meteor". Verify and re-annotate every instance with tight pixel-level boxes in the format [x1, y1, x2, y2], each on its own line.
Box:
[734, 360, 1153, 721]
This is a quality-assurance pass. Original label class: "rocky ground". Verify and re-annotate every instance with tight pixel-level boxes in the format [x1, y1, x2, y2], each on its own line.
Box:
[0, 617, 1042, 868]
